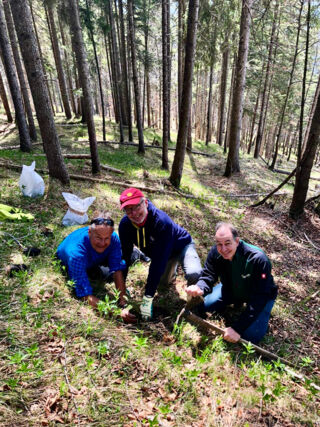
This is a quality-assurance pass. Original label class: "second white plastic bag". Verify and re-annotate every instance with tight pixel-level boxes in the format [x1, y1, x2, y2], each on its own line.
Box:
[62, 192, 96, 226]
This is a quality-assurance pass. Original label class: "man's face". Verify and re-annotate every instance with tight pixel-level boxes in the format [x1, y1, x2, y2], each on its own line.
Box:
[88, 225, 113, 253]
[123, 198, 148, 225]
[215, 225, 240, 261]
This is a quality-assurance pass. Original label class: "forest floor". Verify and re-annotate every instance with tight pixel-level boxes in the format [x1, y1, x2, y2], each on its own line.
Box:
[0, 116, 319, 426]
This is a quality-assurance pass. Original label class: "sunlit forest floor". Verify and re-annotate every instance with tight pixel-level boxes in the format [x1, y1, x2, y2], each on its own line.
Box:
[0, 114, 319, 426]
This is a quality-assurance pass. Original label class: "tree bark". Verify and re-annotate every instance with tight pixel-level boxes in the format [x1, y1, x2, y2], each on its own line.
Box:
[67, 0, 100, 174]
[224, 0, 253, 177]
[169, 0, 199, 188]
[127, 0, 145, 153]
[10, 0, 69, 182]
[46, 3, 72, 120]
[0, 1, 31, 152]
[3, 0, 36, 140]
[0, 70, 12, 122]
[162, 0, 169, 169]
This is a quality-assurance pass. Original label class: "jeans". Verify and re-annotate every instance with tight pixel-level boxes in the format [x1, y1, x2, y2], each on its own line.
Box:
[158, 242, 202, 289]
[199, 282, 275, 344]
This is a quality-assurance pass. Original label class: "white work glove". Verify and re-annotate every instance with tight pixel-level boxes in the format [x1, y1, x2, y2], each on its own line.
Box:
[140, 295, 153, 320]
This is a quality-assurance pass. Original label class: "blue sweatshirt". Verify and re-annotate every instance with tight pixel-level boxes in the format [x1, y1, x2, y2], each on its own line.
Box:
[197, 241, 278, 334]
[119, 201, 192, 296]
[57, 227, 125, 298]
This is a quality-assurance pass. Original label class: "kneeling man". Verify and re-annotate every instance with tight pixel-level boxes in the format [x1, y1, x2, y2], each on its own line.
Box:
[119, 188, 202, 320]
[186, 222, 277, 344]
[57, 211, 136, 323]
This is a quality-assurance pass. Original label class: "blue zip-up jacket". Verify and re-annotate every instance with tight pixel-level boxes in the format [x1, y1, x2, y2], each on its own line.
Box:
[57, 227, 125, 298]
[119, 201, 192, 297]
[196, 241, 278, 335]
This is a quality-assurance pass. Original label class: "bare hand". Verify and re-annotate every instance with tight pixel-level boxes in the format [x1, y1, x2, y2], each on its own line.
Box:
[121, 308, 137, 324]
[223, 327, 240, 343]
[186, 285, 204, 297]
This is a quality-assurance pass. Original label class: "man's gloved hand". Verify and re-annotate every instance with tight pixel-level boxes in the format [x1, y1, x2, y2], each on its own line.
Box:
[140, 295, 153, 320]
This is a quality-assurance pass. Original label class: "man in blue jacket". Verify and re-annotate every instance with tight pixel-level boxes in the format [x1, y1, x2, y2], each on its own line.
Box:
[57, 211, 136, 323]
[119, 188, 202, 320]
[186, 222, 277, 344]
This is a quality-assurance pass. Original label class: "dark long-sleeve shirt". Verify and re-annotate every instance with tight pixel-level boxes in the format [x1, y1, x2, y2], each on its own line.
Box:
[119, 201, 192, 296]
[197, 241, 278, 334]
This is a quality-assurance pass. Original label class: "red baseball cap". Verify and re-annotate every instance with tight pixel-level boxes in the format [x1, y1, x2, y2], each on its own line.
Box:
[120, 188, 144, 210]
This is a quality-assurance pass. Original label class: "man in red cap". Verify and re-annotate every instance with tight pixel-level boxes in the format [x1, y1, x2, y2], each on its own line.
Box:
[119, 188, 202, 320]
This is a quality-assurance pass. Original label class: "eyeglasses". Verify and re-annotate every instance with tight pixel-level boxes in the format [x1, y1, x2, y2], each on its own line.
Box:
[90, 218, 114, 227]
[123, 199, 144, 215]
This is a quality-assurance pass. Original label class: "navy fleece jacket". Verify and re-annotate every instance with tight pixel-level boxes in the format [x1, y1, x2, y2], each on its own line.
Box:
[196, 241, 278, 335]
[119, 201, 191, 296]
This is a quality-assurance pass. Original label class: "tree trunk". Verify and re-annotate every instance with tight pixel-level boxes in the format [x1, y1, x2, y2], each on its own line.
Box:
[177, 0, 186, 114]
[254, 0, 278, 159]
[224, 52, 237, 154]
[162, 0, 169, 169]
[28, 0, 54, 115]
[10, 0, 69, 182]
[127, 0, 144, 153]
[289, 74, 320, 218]
[67, 0, 100, 174]
[119, 0, 132, 140]
[0, 2, 31, 152]
[46, 3, 72, 120]
[169, 0, 199, 188]
[3, 0, 36, 140]
[224, 0, 253, 177]
[0, 70, 12, 122]
[106, 0, 123, 142]
[269, 1, 303, 171]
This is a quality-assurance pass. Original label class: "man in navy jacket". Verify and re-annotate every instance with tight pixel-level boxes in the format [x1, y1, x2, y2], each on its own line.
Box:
[186, 222, 277, 344]
[119, 188, 202, 320]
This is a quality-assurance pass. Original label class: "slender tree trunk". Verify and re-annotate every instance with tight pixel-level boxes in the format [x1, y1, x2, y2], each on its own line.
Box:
[224, 52, 237, 153]
[177, 0, 186, 114]
[254, 1, 278, 158]
[67, 0, 100, 173]
[46, 3, 72, 120]
[162, 0, 169, 169]
[170, 0, 199, 187]
[106, 0, 123, 142]
[127, 0, 144, 153]
[0, 70, 12, 122]
[3, 0, 36, 140]
[0, 2, 31, 151]
[224, 0, 253, 177]
[10, 0, 69, 182]
[270, 0, 303, 171]
[119, 0, 132, 140]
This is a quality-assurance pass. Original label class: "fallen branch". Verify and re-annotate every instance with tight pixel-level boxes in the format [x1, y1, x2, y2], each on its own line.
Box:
[35, 153, 91, 159]
[184, 310, 320, 391]
[229, 191, 290, 199]
[250, 168, 296, 207]
[84, 161, 124, 174]
[0, 142, 42, 150]
[303, 232, 320, 251]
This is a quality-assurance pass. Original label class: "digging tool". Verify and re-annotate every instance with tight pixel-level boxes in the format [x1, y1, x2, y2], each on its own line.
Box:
[177, 299, 320, 392]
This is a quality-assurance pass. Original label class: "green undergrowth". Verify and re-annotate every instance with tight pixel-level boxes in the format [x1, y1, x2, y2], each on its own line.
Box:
[0, 116, 319, 425]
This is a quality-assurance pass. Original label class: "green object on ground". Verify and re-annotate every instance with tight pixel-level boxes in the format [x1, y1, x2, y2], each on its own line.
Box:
[0, 203, 34, 221]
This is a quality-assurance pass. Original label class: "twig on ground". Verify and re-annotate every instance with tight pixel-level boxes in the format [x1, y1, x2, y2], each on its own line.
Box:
[303, 232, 320, 250]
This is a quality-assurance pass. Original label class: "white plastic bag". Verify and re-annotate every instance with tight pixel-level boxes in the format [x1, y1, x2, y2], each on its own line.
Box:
[19, 161, 45, 197]
[62, 192, 96, 226]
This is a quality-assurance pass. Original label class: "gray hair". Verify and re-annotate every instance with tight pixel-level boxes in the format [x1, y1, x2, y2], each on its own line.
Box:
[215, 222, 239, 240]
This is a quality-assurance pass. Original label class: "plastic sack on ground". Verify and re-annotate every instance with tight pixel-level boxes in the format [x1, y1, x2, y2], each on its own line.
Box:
[19, 161, 45, 197]
[62, 192, 96, 226]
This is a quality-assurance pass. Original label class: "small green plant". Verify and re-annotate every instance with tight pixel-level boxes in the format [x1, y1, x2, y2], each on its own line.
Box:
[97, 341, 110, 357]
[133, 334, 149, 349]
[241, 341, 256, 356]
[97, 291, 121, 318]
[300, 356, 314, 368]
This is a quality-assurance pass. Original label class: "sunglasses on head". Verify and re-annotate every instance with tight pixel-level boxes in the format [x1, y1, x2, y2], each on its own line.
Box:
[90, 217, 114, 227]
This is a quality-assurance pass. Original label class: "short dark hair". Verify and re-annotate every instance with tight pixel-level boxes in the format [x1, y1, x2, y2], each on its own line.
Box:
[215, 222, 238, 240]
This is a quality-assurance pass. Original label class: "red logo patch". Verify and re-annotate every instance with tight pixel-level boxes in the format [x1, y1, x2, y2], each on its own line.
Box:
[261, 273, 266, 279]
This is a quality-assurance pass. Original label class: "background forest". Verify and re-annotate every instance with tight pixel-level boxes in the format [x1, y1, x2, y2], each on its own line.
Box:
[0, 0, 319, 425]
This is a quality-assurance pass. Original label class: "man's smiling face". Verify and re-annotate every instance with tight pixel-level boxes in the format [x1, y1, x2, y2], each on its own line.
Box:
[215, 225, 240, 261]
